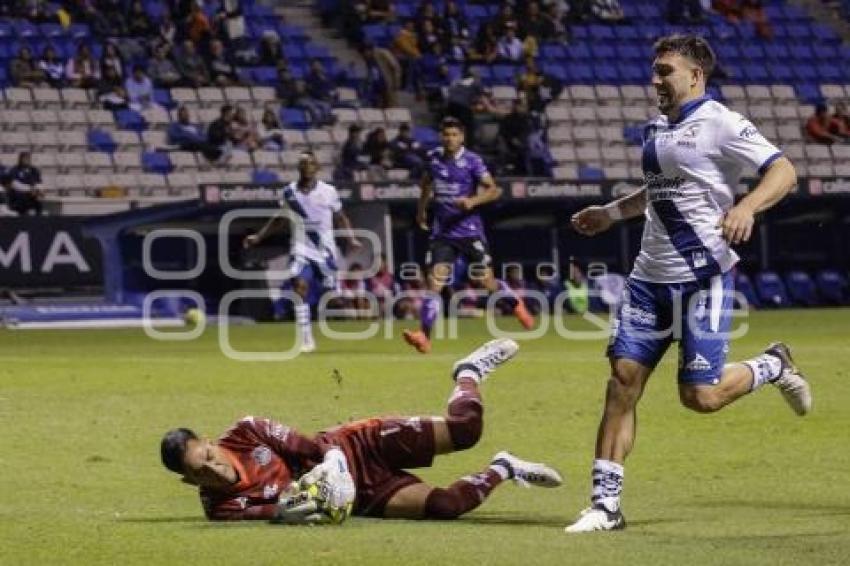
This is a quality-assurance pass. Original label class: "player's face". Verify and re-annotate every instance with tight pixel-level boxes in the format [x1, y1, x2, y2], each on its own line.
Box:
[441, 126, 464, 155]
[298, 156, 319, 180]
[181, 438, 237, 489]
[651, 52, 702, 116]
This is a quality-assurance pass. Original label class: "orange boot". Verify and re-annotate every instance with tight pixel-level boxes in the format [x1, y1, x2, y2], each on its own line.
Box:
[513, 301, 535, 330]
[403, 329, 432, 353]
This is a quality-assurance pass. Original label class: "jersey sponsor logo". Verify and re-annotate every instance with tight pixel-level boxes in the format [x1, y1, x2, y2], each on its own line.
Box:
[263, 484, 279, 499]
[738, 125, 758, 139]
[685, 353, 712, 372]
[252, 446, 272, 466]
[692, 251, 709, 269]
[683, 124, 701, 138]
[621, 304, 657, 326]
[676, 140, 696, 149]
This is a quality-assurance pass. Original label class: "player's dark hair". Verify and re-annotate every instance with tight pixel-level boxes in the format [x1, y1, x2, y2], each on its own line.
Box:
[160, 428, 197, 474]
[653, 34, 716, 77]
[440, 116, 465, 132]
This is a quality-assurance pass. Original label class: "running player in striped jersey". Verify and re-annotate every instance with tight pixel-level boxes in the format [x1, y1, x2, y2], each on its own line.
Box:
[403, 117, 535, 354]
[160, 339, 562, 523]
[244, 151, 361, 352]
[565, 34, 812, 533]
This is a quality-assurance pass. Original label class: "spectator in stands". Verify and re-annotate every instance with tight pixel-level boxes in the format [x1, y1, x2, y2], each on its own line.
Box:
[442, 0, 469, 39]
[666, 0, 705, 24]
[207, 39, 240, 86]
[214, 0, 247, 45]
[418, 18, 443, 56]
[149, 44, 183, 88]
[833, 101, 850, 137]
[289, 80, 334, 127]
[158, 8, 178, 48]
[415, 2, 442, 37]
[496, 22, 523, 62]
[100, 42, 124, 81]
[186, 2, 212, 44]
[96, 66, 130, 110]
[520, 2, 555, 41]
[500, 98, 535, 175]
[491, 3, 518, 35]
[229, 106, 259, 151]
[365, 127, 394, 176]
[366, 0, 395, 23]
[337, 124, 369, 180]
[258, 30, 282, 66]
[275, 61, 298, 101]
[567, 0, 594, 22]
[207, 104, 236, 157]
[167, 105, 221, 160]
[367, 254, 400, 318]
[471, 22, 499, 64]
[128, 0, 155, 36]
[592, 0, 628, 23]
[806, 103, 844, 145]
[10, 46, 45, 87]
[257, 108, 286, 151]
[86, 0, 127, 37]
[38, 45, 65, 88]
[517, 58, 545, 109]
[714, 0, 772, 39]
[125, 64, 156, 111]
[392, 19, 422, 89]
[390, 123, 425, 178]
[66, 44, 100, 88]
[6, 152, 44, 216]
[362, 43, 399, 108]
[177, 40, 210, 87]
[542, 2, 570, 41]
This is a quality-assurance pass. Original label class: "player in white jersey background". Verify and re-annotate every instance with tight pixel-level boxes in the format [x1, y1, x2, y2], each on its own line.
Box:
[244, 151, 361, 352]
[565, 35, 813, 533]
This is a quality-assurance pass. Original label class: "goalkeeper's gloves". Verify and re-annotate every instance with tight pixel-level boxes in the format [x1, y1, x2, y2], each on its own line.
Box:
[272, 484, 330, 524]
[298, 447, 356, 510]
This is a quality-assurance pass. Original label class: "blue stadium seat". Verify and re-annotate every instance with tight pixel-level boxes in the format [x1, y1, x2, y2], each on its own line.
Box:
[281, 107, 310, 129]
[795, 83, 822, 104]
[734, 272, 761, 309]
[817, 63, 842, 83]
[742, 64, 769, 83]
[115, 109, 147, 132]
[568, 63, 594, 83]
[715, 44, 740, 61]
[541, 43, 565, 60]
[617, 62, 645, 83]
[789, 44, 813, 60]
[0, 22, 12, 39]
[815, 270, 848, 305]
[622, 125, 643, 146]
[88, 129, 117, 153]
[792, 64, 818, 83]
[590, 44, 616, 60]
[282, 43, 304, 59]
[68, 23, 91, 39]
[812, 44, 838, 60]
[594, 63, 619, 83]
[589, 25, 615, 41]
[413, 126, 439, 147]
[154, 89, 174, 110]
[564, 44, 591, 60]
[767, 64, 793, 82]
[142, 151, 173, 174]
[252, 66, 277, 85]
[740, 43, 765, 60]
[13, 20, 38, 38]
[755, 271, 790, 308]
[252, 169, 280, 184]
[39, 23, 66, 38]
[578, 165, 605, 181]
[786, 24, 811, 40]
[785, 271, 819, 306]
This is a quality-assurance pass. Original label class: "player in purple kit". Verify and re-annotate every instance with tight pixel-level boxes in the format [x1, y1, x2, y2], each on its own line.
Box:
[403, 117, 535, 354]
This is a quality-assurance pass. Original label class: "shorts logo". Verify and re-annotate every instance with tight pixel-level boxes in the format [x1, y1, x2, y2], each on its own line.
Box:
[252, 446, 272, 466]
[685, 353, 712, 372]
[621, 304, 657, 326]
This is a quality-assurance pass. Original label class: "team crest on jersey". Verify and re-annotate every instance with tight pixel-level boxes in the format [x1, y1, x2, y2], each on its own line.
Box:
[738, 125, 758, 138]
[252, 446, 272, 466]
[683, 124, 701, 138]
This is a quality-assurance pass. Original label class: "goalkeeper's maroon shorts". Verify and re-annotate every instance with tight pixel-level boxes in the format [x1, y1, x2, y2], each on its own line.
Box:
[318, 417, 436, 517]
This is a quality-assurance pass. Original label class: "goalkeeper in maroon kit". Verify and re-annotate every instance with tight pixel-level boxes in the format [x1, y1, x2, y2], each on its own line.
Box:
[160, 339, 562, 524]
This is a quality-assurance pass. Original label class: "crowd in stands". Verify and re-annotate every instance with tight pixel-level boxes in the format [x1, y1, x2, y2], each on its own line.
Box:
[805, 101, 850, 145]
[0, 151, 45, 216]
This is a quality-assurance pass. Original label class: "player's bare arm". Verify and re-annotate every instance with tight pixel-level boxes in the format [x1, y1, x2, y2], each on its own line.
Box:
[456, 173, 502, 211]
[243, 214, 289, 248]
[720, 156, 796, 244]
[571, 186, 648, 236]
[333, 210, 363, 249]
[417, 173, 433, 230]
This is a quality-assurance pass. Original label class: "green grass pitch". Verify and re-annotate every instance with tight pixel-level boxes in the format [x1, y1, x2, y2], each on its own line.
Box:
[1, 309, 849, 565]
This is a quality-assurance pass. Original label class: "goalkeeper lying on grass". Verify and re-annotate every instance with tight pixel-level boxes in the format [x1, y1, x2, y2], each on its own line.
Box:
[159, 339, 562, 524]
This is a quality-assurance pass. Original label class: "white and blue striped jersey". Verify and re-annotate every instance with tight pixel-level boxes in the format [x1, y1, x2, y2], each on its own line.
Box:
[279, 180, 342, 264]
[633, 96, 782, 283]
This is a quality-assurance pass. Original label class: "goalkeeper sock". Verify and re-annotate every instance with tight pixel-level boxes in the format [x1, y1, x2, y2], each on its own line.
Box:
[420, 294, 439, 338]
[446, 378, 483, 451]
[743, 354, 784, 391]
[294, 304, 313, 345]
[591, 459, 623, 513]
[423, 469, 504, 520]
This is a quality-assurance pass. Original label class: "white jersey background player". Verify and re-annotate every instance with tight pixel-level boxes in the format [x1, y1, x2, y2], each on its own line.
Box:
[244, 152, 361, 352]
[566, 35, 812, 533]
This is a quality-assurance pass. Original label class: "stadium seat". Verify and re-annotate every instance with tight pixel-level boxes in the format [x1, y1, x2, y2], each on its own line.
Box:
[88, 129, 117, 153]
[142, 151, 174, 174]
[815, 270, 849, 305]
[252, 169, 280, 184]
[784, 271, 819, 306]
[755, 271, 790, 308]
[281, 108, 310, 129]
[116, 109, 148, 132]
[735, 272, 761, 309]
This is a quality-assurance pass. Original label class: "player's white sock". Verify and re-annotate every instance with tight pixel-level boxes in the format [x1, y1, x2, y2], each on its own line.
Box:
[743, 354, 783, 391]
[294, 304, 314, 346]
[591, 459, 623, 513]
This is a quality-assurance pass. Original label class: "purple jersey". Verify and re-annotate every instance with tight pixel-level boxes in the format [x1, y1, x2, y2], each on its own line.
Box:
[427, 147, 490, 240]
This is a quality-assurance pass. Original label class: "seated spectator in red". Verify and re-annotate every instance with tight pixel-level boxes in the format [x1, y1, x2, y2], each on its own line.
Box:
[10, 46, 45, 87]
[6, 152, 45, 216]
[66, 44, 100, 88]
[830, 102, 850, 140]
[806, 103, 843, 145]
[39, 46, 65, 87]
[741, 0, 772, 39]
[229, 106, 259, 151]
[186, 2, 212, 44]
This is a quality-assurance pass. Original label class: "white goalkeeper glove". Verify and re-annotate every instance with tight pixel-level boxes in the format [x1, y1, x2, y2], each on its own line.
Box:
[272, 486, 330, 525]
[298, 447, 356, 511]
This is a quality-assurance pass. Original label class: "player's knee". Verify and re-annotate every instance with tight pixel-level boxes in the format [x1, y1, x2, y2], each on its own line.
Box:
[423, 488, 463, 520]
[679, 387, 722, 413]
[447, 412, 482, 451]
[293, 278, 309, 296]
[608, 360, 645, 405]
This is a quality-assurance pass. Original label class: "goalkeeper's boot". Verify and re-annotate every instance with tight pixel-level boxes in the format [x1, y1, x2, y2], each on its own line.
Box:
[403, 329, 432, 354]
[564, 502, 626, 533]
[300, 336, 317, 353]
[766, 342, 812, 416]
[452, 338, 519, 383]
[513, 300, 535, 330]
[491, 451, 562, 488]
